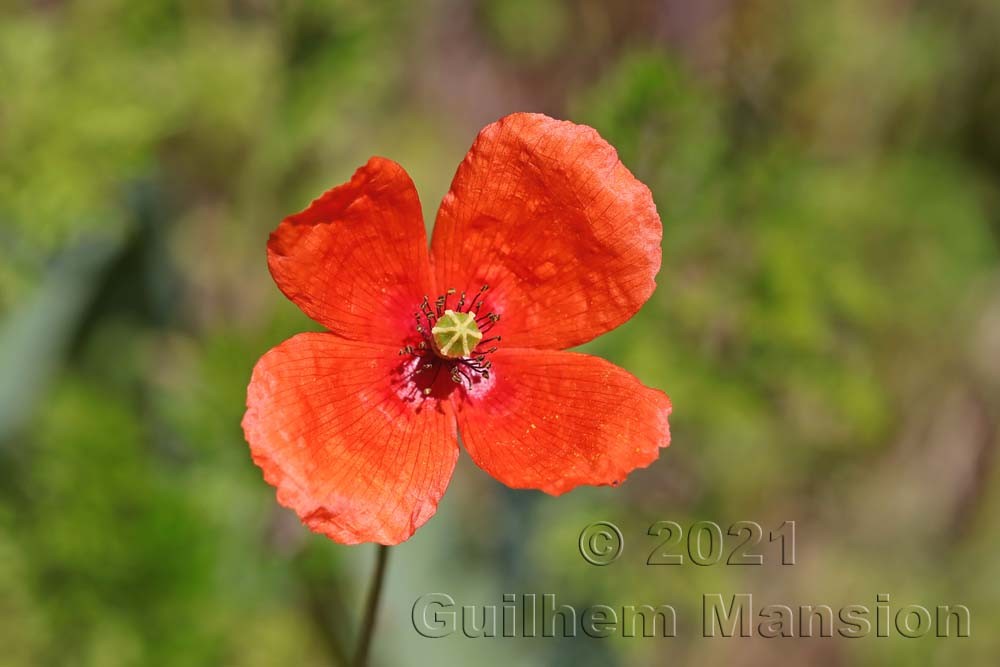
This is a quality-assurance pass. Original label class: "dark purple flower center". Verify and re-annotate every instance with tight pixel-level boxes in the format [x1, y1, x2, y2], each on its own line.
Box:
[398, 284, 500, 395]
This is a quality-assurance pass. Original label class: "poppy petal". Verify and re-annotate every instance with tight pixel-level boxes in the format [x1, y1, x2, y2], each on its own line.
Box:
[242, 333, 458, 545]
[431, 113, 662, 350]
[268, 158, 432, 345]
[454, 348, 671, 495]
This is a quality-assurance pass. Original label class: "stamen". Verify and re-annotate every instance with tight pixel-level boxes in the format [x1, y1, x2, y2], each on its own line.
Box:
[419, 297, 437, 324]
[423, 363, 444, 395]
[403, 283, 499, 392]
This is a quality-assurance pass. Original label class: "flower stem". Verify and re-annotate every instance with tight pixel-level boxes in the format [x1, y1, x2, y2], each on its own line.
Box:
[353, 544, 390, 667]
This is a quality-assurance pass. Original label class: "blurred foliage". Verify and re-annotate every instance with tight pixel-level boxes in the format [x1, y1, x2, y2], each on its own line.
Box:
[2, 0, 1000, 666]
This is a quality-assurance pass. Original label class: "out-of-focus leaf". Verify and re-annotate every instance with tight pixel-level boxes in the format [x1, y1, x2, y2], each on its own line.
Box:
[0, 235, 122, 444]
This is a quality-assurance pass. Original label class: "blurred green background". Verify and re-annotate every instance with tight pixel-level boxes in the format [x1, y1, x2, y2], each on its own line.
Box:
[2, 0, 1000, 665]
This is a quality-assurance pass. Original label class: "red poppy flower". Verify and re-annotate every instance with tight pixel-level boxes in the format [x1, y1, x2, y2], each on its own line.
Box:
[242, 113, 671, 545]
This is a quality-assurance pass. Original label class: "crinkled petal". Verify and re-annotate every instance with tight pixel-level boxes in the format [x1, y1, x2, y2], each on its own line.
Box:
[454, 348, 671, 495]
[431, 113, 662, 350]
[268, 157, 432, 344]
[242, 333, 458, 544]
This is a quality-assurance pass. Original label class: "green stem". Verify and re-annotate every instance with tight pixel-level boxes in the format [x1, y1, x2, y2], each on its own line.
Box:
[353, 544, 390, 667]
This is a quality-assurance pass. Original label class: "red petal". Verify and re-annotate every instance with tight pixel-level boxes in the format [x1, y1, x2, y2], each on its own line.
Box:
[454, 348, 671, 495]
[431, 113, 662, 350]
[242, 333, 458, 544]
[268, 158, 432, 345]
